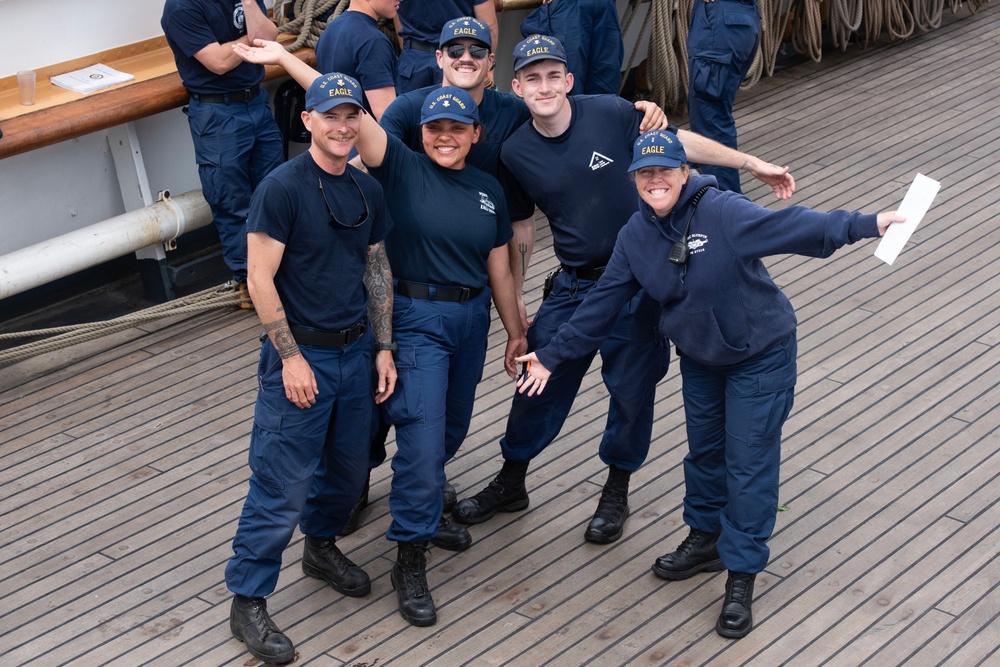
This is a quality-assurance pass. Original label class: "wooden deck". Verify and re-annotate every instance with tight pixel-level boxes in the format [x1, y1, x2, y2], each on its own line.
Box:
[2, 7, 999, 666]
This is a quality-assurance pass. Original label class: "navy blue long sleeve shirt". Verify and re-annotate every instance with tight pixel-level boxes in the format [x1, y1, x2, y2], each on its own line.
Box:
[536, 174, 881, 369]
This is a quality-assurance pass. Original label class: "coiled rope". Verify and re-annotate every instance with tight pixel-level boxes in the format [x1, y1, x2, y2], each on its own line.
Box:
[276, 0, 350, 52]
[0, 283, 251, 366]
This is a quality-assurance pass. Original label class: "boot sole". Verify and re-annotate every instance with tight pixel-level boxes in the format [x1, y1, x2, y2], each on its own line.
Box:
[650, 558, 724, 581]
[302, 562, 372, 597]
[716, 618, 753, 639]
[231, 627, 295, 664]
[451, 497, 529, 525]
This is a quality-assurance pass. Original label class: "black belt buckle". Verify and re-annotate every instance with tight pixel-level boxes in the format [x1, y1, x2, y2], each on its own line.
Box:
[457, 286, 471, 303]
[289, 322, 366, 347]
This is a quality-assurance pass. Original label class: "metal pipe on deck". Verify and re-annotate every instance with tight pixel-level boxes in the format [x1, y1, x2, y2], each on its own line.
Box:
[0, 189, 212, 300]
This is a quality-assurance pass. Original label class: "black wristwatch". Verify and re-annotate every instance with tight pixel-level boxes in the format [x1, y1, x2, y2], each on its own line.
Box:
[374, 341, 398, 352]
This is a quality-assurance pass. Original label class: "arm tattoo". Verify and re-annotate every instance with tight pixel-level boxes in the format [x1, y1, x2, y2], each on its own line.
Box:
[264, 317, 300, 359]
[518, 242, 528, 278]
[364, 242, 394, 343]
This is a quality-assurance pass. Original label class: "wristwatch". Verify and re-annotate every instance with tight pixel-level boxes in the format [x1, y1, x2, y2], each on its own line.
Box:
[374, 341, 398, 352]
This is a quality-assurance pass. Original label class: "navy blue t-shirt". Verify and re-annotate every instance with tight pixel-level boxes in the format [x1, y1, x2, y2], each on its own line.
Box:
[367, 134, 511, 289]
[501, 95, 647, 268]
[396, 0, 490, 43]
[162, 0, 267, 94]
[380, 87, 534, 219]
[247, 152, 392, 331]
[315, 11, 398, 114]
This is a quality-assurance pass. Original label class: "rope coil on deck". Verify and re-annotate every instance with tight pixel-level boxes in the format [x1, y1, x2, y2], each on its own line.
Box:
[0, 284, 251, 366]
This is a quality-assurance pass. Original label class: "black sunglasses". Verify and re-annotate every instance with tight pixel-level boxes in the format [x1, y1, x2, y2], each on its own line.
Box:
[445, 43, 490, 60]
[318, 171, 369, 229]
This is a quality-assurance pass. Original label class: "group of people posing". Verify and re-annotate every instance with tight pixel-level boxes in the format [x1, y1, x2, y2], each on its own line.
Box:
[161, 4, 902, 664]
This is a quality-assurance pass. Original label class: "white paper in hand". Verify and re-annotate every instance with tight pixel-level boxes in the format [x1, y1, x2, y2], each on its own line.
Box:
[874, 173, 940, 265]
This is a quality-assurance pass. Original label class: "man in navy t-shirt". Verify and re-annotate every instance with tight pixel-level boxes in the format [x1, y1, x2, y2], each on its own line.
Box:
[223, 73, 396, 665]
[161, 0, 284, 288]
[393, 0, 498, 93]
[452, 35, 797, 546]
[315, 0, 399, 119]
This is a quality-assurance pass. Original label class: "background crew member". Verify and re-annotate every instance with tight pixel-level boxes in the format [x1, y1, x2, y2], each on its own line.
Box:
[350, 86, 526, 627]
[686, 0, 761, 193]
[393, 0, 498, 93]
[517, 129, 903, 640]
[161, 0, 284, 289]
[452, 35, 796, 546]
[520, 0, 624, 95]
[225, 73, 395, 664]
[314, 0, 399, 120]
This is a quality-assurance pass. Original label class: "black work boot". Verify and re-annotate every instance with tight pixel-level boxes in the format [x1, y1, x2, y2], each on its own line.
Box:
[430, 515, 472, 551]
[451, 460, 529, 525]
[302, 536, 371, 597]
[716, 571, 756, 638]
[584, 465, 631, 544]
[230, 595, 295, 664]
[391, 541, 437, 626]
[651, 527, 723, 580]
[442, 481, 458, 512]
[339, 472, 371, 536]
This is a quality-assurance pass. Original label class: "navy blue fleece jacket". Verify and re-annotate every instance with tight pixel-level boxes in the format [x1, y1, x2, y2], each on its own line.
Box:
[535, 174, 881, 368]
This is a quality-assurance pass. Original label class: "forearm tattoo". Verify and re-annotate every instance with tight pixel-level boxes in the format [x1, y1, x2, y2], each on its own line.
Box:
[364, 242, 394, 343]
[264, 316, 300, 359]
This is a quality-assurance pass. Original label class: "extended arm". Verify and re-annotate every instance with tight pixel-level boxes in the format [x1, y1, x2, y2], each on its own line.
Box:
[676, 128, 796, 200]
[488, 245, 528, 378]
[364, 240, 396, 403]
[247, 231, 318, 409]
[232, 39, 321, 89]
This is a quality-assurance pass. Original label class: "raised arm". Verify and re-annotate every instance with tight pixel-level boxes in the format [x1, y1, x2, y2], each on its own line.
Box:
[247, 232, 318, 409]
[676, 128, 796, 200]
[232, 39, 322, 89]
[488, 245, 528, 379]
[363, 240, 396, 403]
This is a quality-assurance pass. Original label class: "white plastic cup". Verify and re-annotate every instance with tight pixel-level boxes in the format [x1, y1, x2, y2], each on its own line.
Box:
[17, 70, 36, 106]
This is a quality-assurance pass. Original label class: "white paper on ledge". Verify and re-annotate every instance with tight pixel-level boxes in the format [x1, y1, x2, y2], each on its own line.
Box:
[874, 173, 940, 265]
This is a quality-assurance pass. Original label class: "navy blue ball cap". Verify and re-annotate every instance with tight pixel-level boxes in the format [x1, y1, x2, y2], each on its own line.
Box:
[305, 73, 364, 113]
[629, 130, 687, 172]
[439, 16, 491, 49]
[420, 86, 480, 124]
[512, 34, 568, 72]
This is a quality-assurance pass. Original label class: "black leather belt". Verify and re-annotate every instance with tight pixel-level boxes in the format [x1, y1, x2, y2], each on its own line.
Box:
[189, 84, 261, 104]
[405, 39, 437, 53]
[560, 264, 606, 281]
[395, 280, 484, 303]
[290, 322, 366, 347]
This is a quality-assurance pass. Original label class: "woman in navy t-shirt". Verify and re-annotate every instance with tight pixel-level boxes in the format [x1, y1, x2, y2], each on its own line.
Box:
[354, 86, 526, 627]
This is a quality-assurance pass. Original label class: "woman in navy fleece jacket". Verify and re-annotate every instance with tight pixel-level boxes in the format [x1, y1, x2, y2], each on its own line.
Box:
[516, 129, 903, 640]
